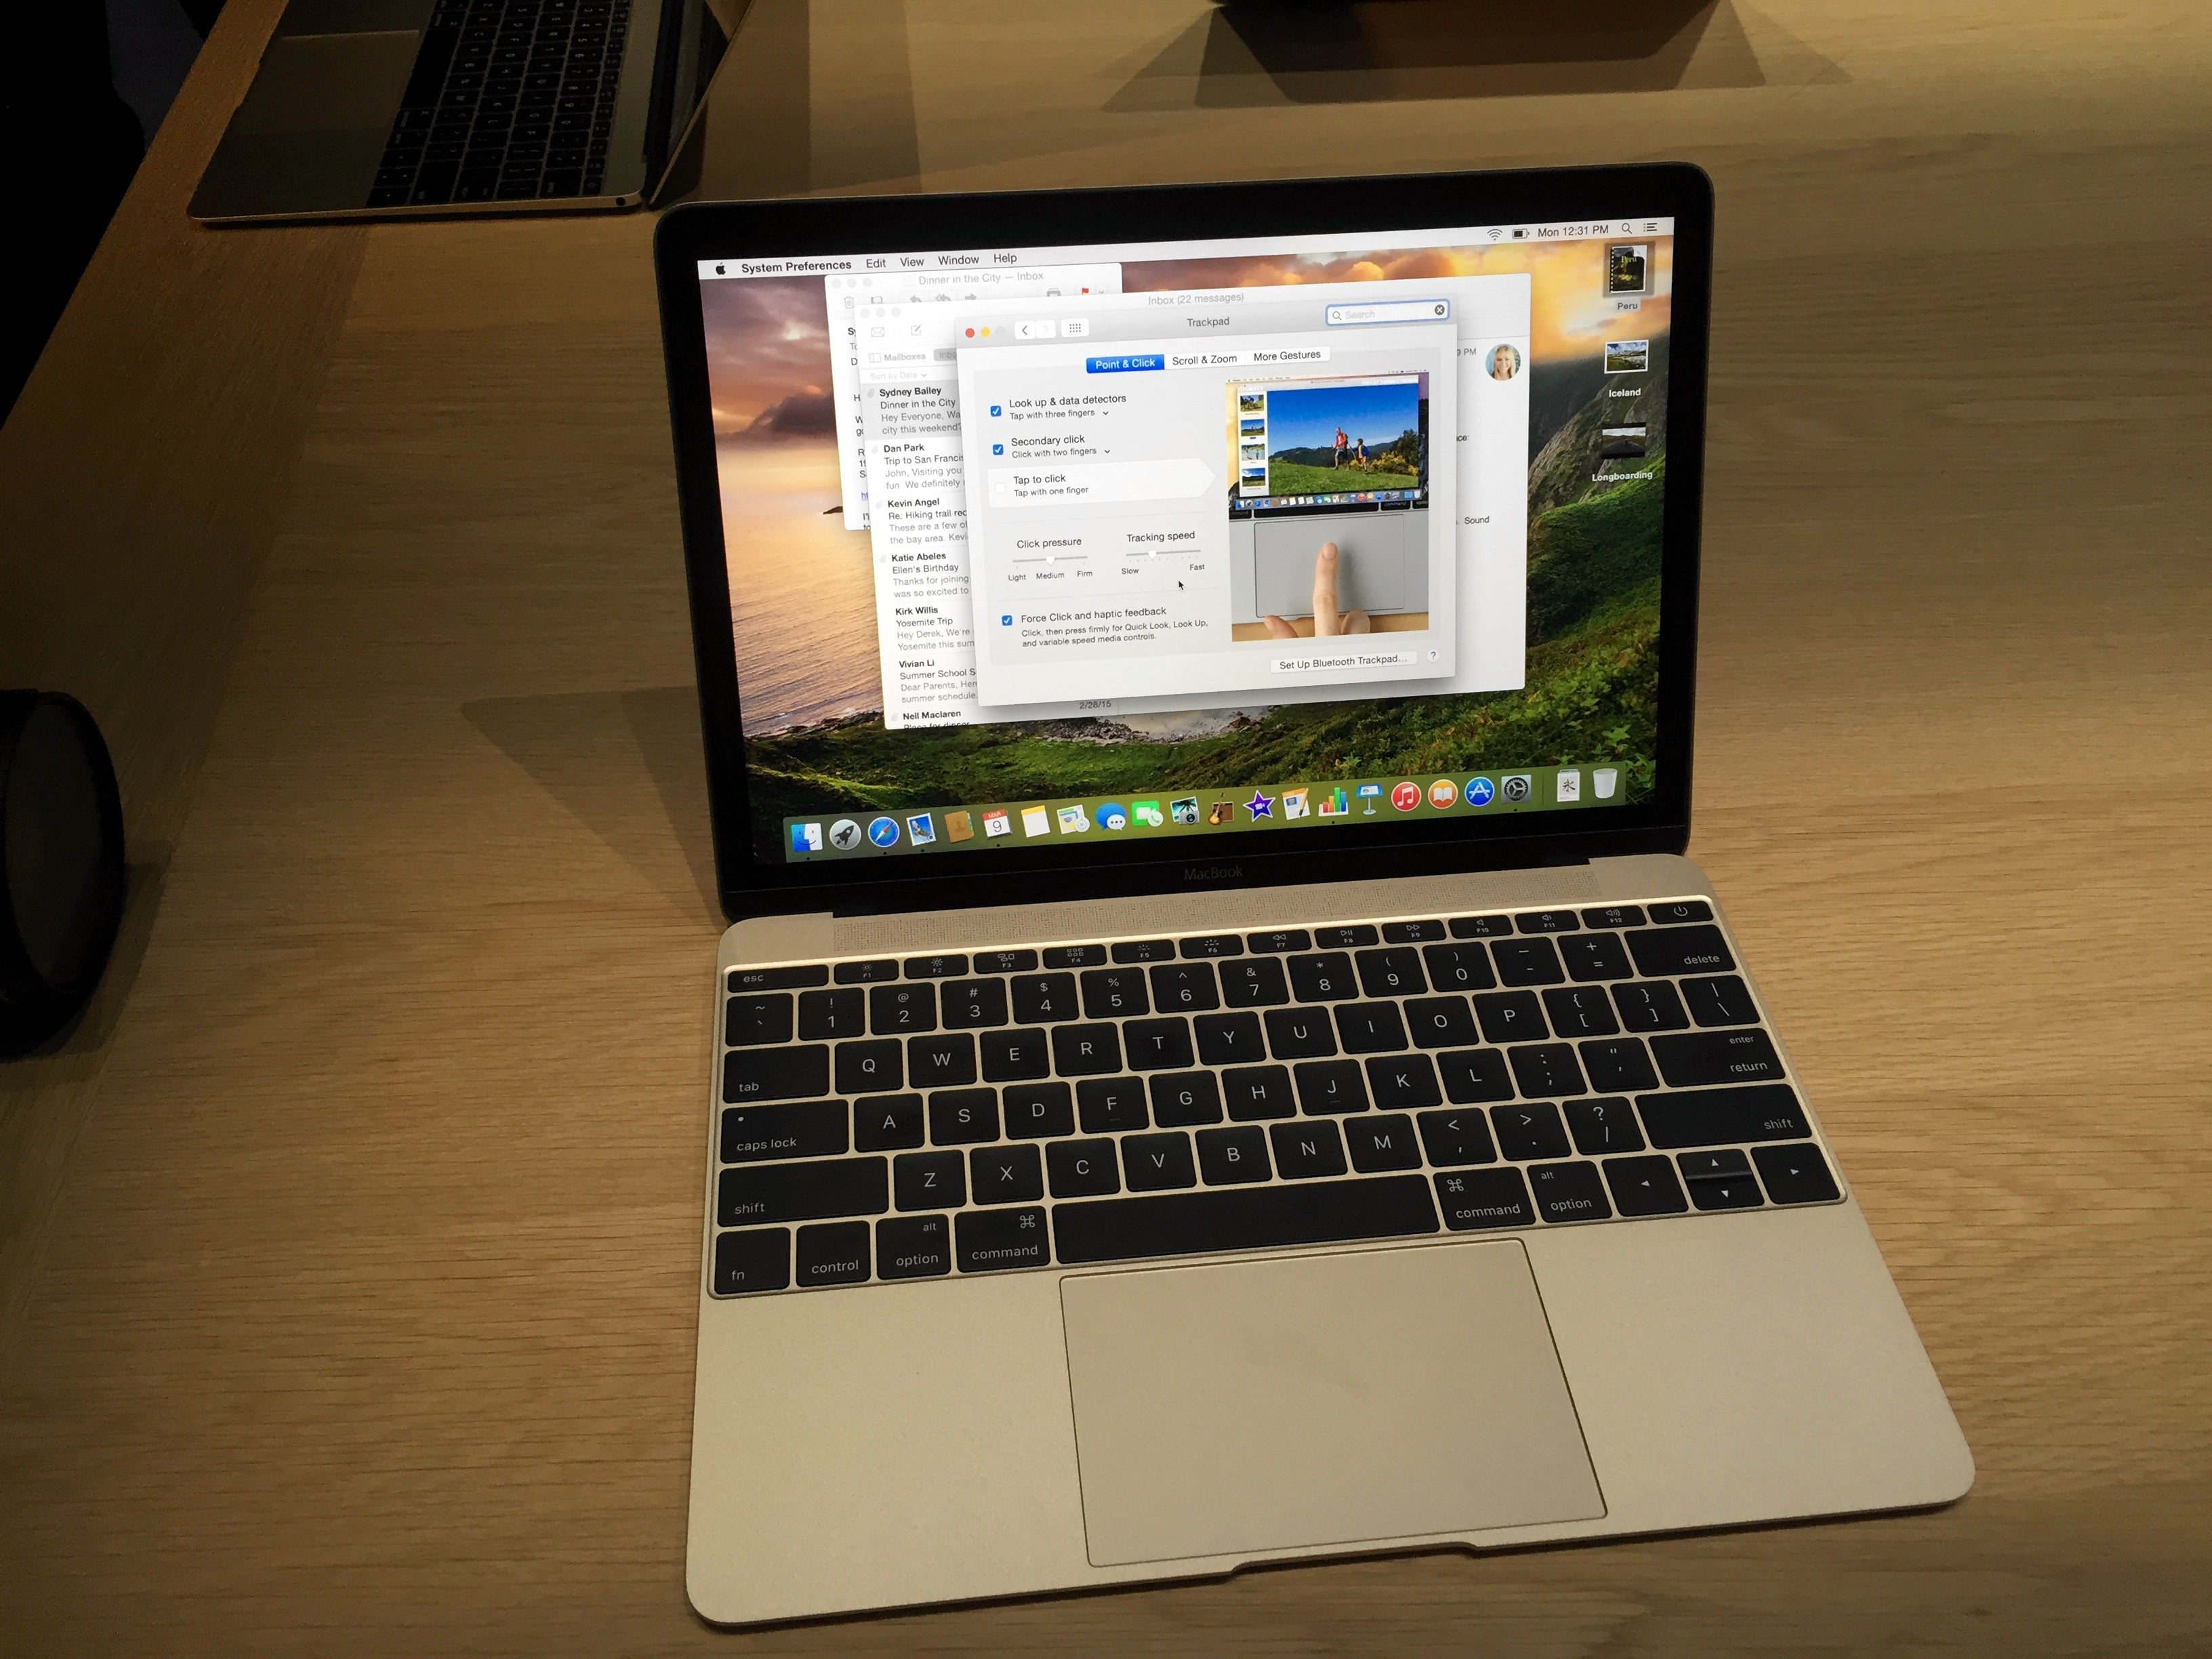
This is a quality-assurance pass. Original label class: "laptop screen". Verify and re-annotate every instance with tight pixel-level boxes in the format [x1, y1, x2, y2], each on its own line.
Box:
[689, 210, 1677, 868]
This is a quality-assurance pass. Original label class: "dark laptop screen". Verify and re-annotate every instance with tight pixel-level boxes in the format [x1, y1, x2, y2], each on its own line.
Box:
[691, 213, 1677, 865]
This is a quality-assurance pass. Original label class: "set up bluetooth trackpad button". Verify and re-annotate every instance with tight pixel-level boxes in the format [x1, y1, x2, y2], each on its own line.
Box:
[1059, 1240, 1604, 1567]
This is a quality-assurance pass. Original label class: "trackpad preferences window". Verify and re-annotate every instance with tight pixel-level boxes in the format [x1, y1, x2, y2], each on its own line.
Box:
[958, 302, 1459, 710]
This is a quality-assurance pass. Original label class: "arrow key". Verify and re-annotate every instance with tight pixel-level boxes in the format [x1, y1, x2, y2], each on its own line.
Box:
[1753, 1143, 1841, 1204]
[1687, 1173, 1764, 1211]
[1602, 1155, 1689, 1216]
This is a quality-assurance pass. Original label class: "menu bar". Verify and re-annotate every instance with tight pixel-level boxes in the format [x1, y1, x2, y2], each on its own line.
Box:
[698, 218, 1674, 283]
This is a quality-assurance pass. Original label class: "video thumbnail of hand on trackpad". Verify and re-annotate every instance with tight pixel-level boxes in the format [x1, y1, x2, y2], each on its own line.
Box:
[1231, 375, 1427, 632]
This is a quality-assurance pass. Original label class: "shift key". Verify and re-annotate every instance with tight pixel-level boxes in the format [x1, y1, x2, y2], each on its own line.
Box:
[1635, 1085, 1811, 1149]
[718, 1157, 888, 1225]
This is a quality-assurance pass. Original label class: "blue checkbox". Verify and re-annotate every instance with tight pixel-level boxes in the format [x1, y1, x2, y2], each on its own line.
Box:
[992, 443, 1003, 455]
[1001, 615, 1012, 626]
[989, 405, 1002, 416]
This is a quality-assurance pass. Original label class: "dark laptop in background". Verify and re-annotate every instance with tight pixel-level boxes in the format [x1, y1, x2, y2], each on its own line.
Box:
[190, 0, 737, 221]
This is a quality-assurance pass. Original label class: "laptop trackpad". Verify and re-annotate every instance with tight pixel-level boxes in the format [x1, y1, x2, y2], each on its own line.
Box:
[1061, 1241, 1604, 1567]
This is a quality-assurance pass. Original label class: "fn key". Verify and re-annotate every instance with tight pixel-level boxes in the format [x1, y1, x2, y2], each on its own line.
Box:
[713, 1227, 790, 1295]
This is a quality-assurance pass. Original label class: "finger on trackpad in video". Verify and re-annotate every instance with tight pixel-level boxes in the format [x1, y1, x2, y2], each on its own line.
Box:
[1256, 540, 1403, 617]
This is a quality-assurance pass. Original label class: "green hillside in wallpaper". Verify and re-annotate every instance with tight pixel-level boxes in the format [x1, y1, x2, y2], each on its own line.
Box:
[742, 346, 1667, 857]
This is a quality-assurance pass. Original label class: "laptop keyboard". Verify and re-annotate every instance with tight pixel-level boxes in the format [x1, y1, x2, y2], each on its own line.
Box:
[704, 899, 1845, 1296]
[367, 0, 630, 208]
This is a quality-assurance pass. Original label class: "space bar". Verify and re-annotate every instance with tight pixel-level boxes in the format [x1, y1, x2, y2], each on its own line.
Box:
[1052, 1176, 1439, 1266]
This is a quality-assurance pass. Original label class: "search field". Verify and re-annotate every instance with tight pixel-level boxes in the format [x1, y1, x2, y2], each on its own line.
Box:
[1326, 300, 1452, 326]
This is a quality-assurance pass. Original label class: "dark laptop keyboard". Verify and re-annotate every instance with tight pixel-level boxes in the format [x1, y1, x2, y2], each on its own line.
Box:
[705, 900, 1846, 1296]
[368, 0, 630, 208]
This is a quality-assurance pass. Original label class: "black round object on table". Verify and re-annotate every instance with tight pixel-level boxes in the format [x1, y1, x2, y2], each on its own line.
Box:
[0, 691, 126, 1054]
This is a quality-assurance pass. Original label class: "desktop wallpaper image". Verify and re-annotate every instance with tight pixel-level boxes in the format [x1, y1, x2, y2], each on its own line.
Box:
[700, 237, 1674, 861]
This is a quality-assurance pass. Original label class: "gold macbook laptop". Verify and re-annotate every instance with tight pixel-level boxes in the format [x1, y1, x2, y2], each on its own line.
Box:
[650, 165, 1972, 1625]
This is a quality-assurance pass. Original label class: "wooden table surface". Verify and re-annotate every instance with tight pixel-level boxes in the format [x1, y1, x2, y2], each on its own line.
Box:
[5, 1, 2210, 1652]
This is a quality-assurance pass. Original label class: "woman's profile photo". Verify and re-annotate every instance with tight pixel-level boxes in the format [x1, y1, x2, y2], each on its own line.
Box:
[1487, 344, 1523, 381]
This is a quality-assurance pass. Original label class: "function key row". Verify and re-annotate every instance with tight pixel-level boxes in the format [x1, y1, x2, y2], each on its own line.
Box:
[724, 901, 1719, 994]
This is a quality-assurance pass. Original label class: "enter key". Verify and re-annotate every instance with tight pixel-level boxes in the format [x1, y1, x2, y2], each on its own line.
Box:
[1650, 1027, 1786, 1088]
